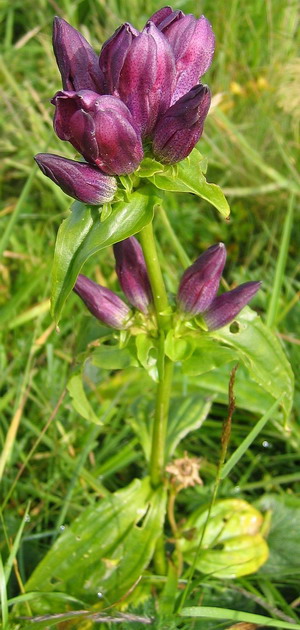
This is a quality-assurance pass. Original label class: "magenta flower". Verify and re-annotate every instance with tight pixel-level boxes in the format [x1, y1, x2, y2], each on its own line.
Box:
[152, 84, 211, 164]
[178, 243, 261, 329]
[34, 154, 117, 205]
[73, 275, 131, 329]
[178, 243, 226, 315]
[38, 7, 215, 199]
[52, 90, 143, 176]
[99, 22, 139, 95]
[53, 17, 104, 93]
[150, 7, 215, 104]
[203, 282, 262, 330]
[113, 22, 176, 136]
[113, 237, 153, 314]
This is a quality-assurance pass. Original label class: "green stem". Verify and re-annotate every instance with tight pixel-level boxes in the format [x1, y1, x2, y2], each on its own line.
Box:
[150, 350, 174, 487]
[139, 221, 174, 488]
[139, 221, 170, 330]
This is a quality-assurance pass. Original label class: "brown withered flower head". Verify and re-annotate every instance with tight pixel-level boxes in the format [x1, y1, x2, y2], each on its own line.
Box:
[166, 452, 203, 489]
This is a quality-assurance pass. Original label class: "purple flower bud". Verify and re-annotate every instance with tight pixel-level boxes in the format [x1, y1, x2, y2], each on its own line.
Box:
[148, 7, 177, 26]
[99, 22, 139, 95]
[152, 84, 211, 164]
[153, 9, 215, 104]
[178, 243, 226, 315]
[117, 21, 176, 136]
[73, 274, 131, 329]
[113, 237, 153, 314]
[51, 90, 143, 175]
[203, 282, 262, 331]
[34, 154, 117, 205]
[53, 17, 104, 93]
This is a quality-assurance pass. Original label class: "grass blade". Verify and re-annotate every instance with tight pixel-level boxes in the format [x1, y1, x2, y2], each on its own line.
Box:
[221, 395, 283, 479]
[180, 606, 300, 629]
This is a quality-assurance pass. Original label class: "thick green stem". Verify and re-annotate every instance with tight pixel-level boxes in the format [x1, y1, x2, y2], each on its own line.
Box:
[139, 221, 170, 330]
[139, 221, 174, 488]
[150, 350, 174, 487]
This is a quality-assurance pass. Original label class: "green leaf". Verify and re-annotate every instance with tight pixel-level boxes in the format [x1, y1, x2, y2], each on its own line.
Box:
[178, 499, 269, 578]
[138, 157, 165, 177]
[25, 478, 166, 612]
[67, 373, 101, 425]
[180, 607, 300, 630]
[166, 395, 212, 460]
[91, 344, 138, 370]
[181, 337, 237, 376]
[164, 330, 195, 362]
[257, 494, 300, 578]
[141, 149, 230, 217]
[210, 307, 294, 423]
[51, 187, 158, 323]
[136, 334, 159, 382]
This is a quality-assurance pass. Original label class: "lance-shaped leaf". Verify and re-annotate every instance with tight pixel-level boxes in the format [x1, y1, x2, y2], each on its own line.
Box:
[25, 478, 166, 612]
[51, 187, 159, 323]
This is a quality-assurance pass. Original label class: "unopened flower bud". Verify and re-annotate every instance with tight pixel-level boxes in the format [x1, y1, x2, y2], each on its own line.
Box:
[178, 243, 226, 315]
[53, 17, 104, 93]
[99, 22, 139, 94]
[152, 9, 215, 104]
[203, 281, 262, 331]
[34, 154, 117, 204]
[117, 21, 176, 136]
[152, 84, 211, 164]
[52, 90, 143, 175]
[113, 237, 152, 313]
[73, 274, 131, 329]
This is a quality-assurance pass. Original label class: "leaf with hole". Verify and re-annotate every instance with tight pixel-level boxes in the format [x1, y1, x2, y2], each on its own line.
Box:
[210, 307, 294, 423]
[24, 477, 166, 613]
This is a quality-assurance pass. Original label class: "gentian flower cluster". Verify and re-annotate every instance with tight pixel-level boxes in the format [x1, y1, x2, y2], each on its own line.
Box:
[74, 239, 261, 332]
[35, 7, 214, 204]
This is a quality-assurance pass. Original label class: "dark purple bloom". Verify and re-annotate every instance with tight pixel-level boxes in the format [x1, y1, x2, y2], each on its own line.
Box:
[116, 21, 176, 136]
[151, 7, 215, 104]
[152, 84, 211, 163]
[203, 282, 262, 330]
[34, 153, 117, 205]
[73, 274, 131, 329]
[99, 22, 139, 95]
[51, 90, 143, 175]
[178, 243, 226, 315]
[53, 17, 104, 93]
[113, 237, 153, 314]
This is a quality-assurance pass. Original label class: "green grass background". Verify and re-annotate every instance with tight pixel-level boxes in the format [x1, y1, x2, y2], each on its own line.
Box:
[0, 0, 299, 627]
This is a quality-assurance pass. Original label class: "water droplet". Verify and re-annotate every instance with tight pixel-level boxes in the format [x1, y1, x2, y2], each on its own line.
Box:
[97, 592, 103, 599]
[59, 525, 66, 531]
[233, 485, 240, 493]
[262, 440, 271, 448]
[25, 514, 31, 523]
